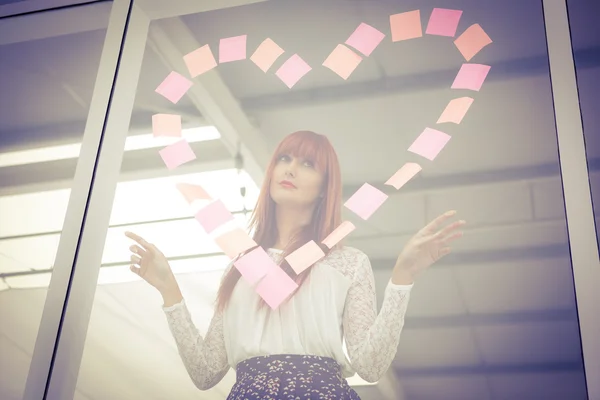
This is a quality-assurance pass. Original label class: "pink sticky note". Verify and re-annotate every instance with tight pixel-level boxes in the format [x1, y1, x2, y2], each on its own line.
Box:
[407, 128, 451, 161]
[219, 35, 247, 63]
[426, 8, 463, 37]
[385, 163, 422, 190]
[155, 72, 193, 104]
[285, 240, 326, 274]
[194, 199, 235, 234]
[251, 38, 285, 72]
[451, 63, 491, 91]
[152, 114, 182, 138]
[437, 97, 474, 124]
[275, 54, 312, 89]
[159, 140, 196, 170]
[255, 264, 299, 310]
[176, 183, 212, 204]
[390, 10, 422, 42]
[183, 45, 217, 78]
[215, 228, 257, 259]
[322, 44, 362, 80]
[345, 23, 385, 57]
[344, 183, 389, 220]
[454, 24, 492, 61]
[322, 221, 356, 249]
[233, 246, 274, 284]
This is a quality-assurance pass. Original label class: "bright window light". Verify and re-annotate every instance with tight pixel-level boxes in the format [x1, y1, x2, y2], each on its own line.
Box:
[0, 168, 259, 284]
[0, 126, 220, 168]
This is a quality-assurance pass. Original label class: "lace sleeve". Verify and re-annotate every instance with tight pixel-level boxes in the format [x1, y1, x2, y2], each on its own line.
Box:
[162, 265, 232, 390]
[342, 253, 412, 382]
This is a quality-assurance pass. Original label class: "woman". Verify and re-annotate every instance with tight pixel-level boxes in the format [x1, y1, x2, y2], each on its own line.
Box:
[125, 130, 464, 399]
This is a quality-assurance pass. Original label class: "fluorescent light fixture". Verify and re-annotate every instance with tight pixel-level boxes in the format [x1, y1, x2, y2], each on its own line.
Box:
[0, 126, 220, 168]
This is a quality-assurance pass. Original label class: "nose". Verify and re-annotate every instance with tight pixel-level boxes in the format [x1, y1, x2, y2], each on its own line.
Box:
[285, 158, 299, 177]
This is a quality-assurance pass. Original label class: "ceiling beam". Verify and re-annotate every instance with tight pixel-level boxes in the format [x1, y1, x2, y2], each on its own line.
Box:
[369, 244, 570, 268]
[147, 17, 271, 186]
[0, 139, 233, 196]
[0, 1, 113, 44]
[239, 46, 600, 111]
[395, 361, 582, 378]
[342, 157, 600, 199]
[136, 0, 267, 21]
[403, 309, 577, 330]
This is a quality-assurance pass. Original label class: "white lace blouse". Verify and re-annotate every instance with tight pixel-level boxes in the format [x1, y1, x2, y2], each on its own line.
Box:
[162, 246, 413, 390]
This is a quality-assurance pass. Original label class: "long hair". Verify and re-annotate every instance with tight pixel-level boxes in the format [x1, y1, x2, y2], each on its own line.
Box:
[215, 130, 344, 313]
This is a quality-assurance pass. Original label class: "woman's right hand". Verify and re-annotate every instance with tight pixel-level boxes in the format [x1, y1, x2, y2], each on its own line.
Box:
[125, 231, 179, 296]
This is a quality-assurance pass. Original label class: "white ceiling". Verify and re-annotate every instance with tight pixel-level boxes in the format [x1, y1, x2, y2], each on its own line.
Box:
[1, 0, 599, 399]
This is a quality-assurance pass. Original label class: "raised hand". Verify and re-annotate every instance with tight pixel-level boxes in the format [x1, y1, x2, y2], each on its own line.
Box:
[392, 210, 465, 283]
[125, 231, 178, 294]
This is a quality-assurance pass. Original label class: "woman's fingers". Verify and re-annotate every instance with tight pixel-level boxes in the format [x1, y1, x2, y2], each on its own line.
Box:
[129, 244, 146, 258]
[422, 210, 457, 235]
[125, 231, 153, 253]
[435, 220, 466, 240]
[443, 231, 464, 244]
[130, 254, 141, 265]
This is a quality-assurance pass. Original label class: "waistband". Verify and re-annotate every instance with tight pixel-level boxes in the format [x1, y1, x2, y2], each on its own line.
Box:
[236, 354, 343, 379]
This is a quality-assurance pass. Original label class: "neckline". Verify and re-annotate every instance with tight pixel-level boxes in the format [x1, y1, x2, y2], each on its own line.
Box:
[267, 248, 284, 253]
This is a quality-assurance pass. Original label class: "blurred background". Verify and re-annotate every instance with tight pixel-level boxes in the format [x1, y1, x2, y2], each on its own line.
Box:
[0, 0, 598, 399]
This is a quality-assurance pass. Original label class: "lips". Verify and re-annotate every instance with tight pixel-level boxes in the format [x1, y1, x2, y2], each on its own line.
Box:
[280, 180, 297, 188]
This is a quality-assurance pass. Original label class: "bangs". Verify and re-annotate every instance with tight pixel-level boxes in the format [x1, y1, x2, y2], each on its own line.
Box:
[275, 131, 330, 173]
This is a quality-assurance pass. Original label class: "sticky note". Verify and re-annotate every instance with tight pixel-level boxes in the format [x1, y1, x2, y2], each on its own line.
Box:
[194, 199, 235, 234]
[451, 63, 491, 91]
[183, 45, 217, 78]
[285, 240, 326, 274]
[233, 246, 273, 284]
[215, 228, 257, 259]
[255, 265, 299, 310]
[159, 140, 196, 170]
[385, 163, 422, 190]
[437, 97, 474, 124]
[344, 183, 389, 220]
[345, 22, 385, 57]
[407, 128, 451, 161]
[155, 72, 193, 104]
[219, 35, 247, 63]
[322, 221, 356, 249]
[426, 8, 463, 37]
[152, 114, 182, 138]
[390, 10, 422, 42]
[454, 24, 492, 61]
[275, 54, 312, 89]
[250, 38, 285, 72]
[176, 183, 212, 204]
[323, 44, 362, 80]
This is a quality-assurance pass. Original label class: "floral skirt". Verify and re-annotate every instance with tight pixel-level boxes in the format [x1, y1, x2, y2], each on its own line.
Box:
[227, 354, 362, 400]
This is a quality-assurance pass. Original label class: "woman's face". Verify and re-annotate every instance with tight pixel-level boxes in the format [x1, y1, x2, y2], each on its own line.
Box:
[269, 153, 325, 209]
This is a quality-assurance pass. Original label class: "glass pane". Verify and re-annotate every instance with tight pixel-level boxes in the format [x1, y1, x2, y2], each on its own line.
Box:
[76, 1, 587, 399]
[566, 0, 600, 250]
[0, 2, 113, 400]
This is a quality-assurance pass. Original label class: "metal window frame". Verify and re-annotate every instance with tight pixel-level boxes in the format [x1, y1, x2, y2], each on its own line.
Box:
[542, 1, 600, 398]
[14, 0, 600, 399]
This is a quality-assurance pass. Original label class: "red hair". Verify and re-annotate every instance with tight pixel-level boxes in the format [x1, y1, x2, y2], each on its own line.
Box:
[215, 131, 343, 313]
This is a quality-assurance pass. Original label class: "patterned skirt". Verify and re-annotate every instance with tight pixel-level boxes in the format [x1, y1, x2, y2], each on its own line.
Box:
[227, 354, 362, 399]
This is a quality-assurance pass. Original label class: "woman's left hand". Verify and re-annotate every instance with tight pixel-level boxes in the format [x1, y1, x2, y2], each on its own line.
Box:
[391, 210, 466, 284]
